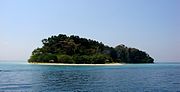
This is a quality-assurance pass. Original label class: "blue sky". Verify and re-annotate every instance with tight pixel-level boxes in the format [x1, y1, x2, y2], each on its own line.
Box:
[0, 0, 179, 61]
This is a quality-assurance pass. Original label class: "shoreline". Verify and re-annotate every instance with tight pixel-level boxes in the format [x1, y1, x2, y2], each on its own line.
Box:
[29, 62, 124, 66]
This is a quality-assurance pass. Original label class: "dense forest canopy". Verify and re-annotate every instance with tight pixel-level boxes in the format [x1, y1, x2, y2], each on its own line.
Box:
[28, 34, 154, 64]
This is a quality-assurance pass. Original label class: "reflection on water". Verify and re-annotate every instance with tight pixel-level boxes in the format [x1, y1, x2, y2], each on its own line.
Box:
[0, 62, 180, 91]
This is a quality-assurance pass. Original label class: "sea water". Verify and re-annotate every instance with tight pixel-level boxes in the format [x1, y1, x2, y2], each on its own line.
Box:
[0, 61, 180, 92]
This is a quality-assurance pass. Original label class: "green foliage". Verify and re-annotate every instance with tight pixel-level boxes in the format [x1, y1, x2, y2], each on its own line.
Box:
[71, 54, 112, 64]
[91, 54, 113, 64]
[28, 53, 57, 63]
[29, 34, 154, 64]
[57, 55, 74, 63]
[115, 45, 154, 63]
[28, 55, 39, 63]
[115, 45, 129, 63]
[72, 55, 91, 64]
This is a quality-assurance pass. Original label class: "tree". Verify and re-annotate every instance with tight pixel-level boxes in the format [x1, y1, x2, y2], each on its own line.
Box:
[91, 54, 113, 64]
[115, 45, 129, 63]
[28, 34, 154, 64]
[57, 55, 74, 63]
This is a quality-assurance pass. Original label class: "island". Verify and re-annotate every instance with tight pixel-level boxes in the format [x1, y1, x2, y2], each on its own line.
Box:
[28, 34, 154, 64]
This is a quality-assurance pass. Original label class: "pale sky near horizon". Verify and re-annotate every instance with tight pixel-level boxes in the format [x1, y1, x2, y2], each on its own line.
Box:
[0, 0, 179, 62]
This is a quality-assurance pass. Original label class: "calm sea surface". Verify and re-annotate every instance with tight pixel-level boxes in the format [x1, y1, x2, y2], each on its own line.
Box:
[0, 61, 180, 92]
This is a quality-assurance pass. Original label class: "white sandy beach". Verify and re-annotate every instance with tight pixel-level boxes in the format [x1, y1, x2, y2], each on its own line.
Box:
[29, 62, 124, 66]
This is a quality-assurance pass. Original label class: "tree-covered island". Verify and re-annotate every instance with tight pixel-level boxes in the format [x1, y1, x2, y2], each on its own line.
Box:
[28, 34, 154, 64]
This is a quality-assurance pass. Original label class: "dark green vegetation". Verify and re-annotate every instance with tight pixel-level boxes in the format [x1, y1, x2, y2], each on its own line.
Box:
[28, 34, 154, 64]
